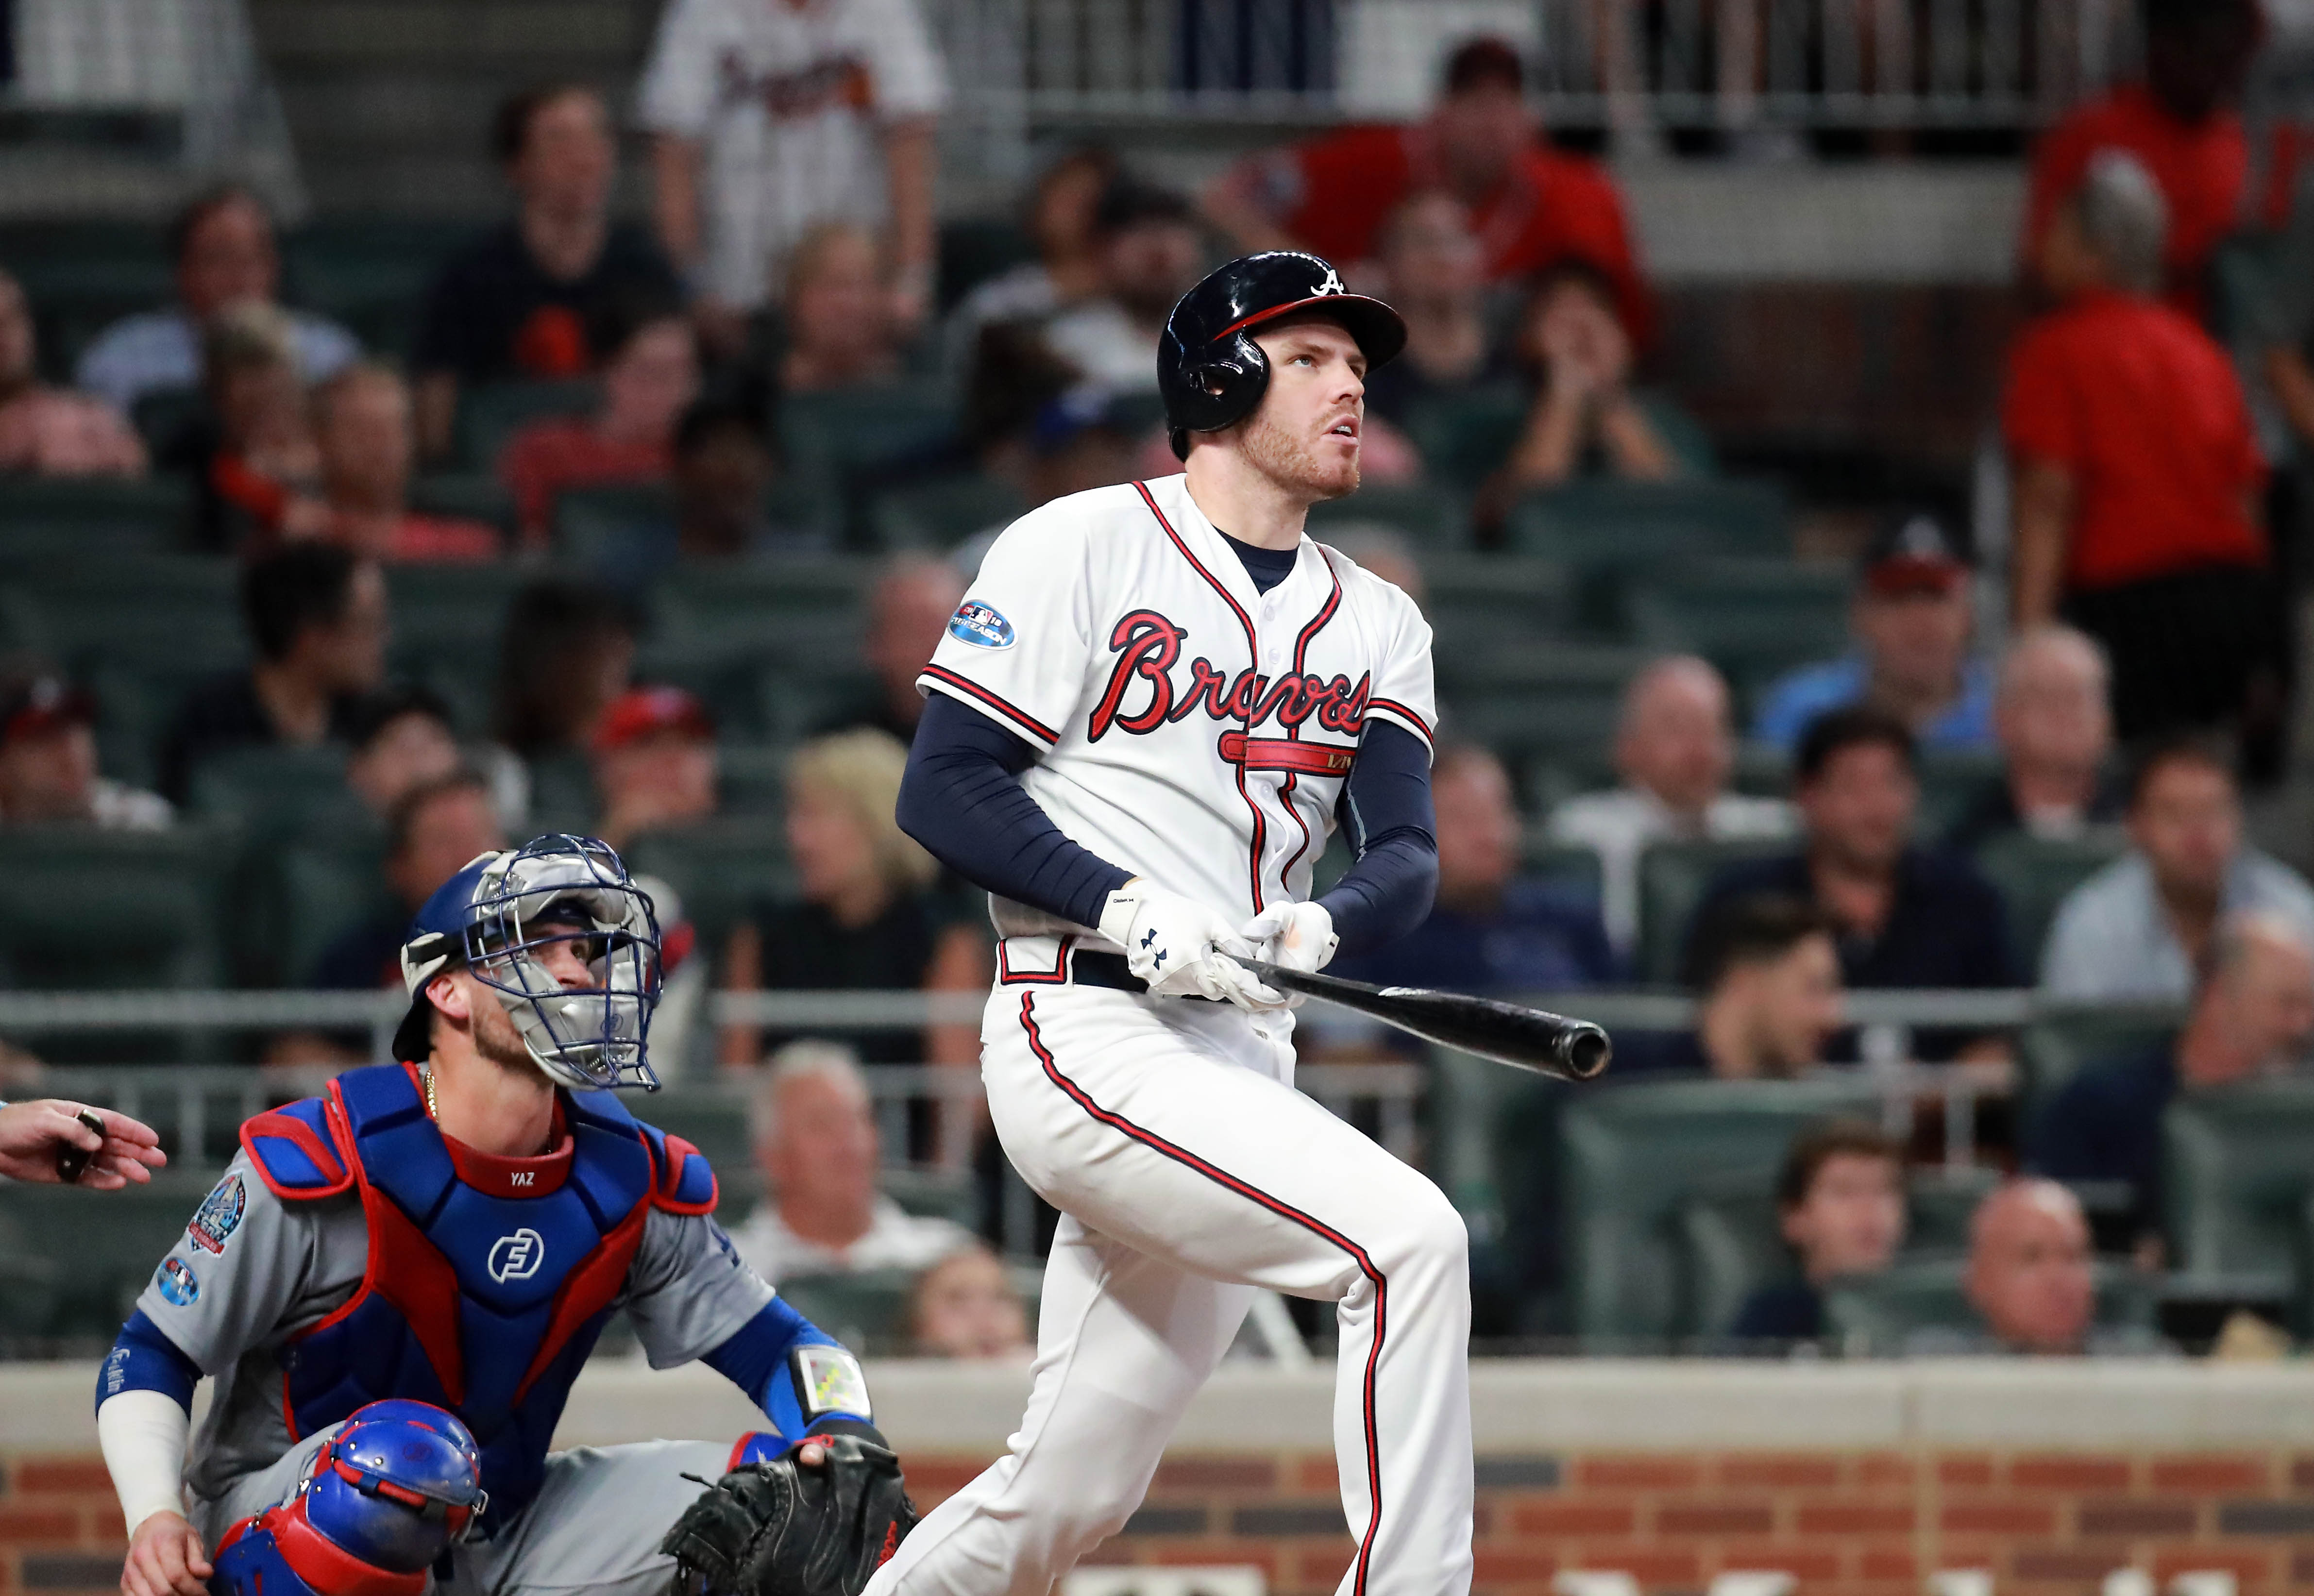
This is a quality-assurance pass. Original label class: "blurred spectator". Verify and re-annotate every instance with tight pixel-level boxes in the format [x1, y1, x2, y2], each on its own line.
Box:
[0, 672, 169, 829]
[1203, 37, 1650, 340]
[76, 185, 359, 416]
[159, 545, 388, 804]
[1911, 1179, 2155, 1356]
[1012, 384, 1142, 513]
[1473, 263, 1685, 533]
[1693, 707, 2018, 1059]
[721, 729, 987, 1071]
[819, 554, 967, 743]
[591, 685, 718, 851]
[909, 1243, 1031, 1361]
[313, 770, 506, 989]
[170, 301, 323, 553]
[2021, 0, 2258, 313]
[1331, 743, 1612, 994]
[413, 83, 682, 460]
[1729, 1120, 1906, 1344]
[2030, 911, 2314, 1245]
[1323, 526, 1426, 607]
[671, 396, 782, 557]
[499, 298, 698, 547]
[2007, 152, 2279, 760]
[2041, 739, 2314, 1001]
[1652, 894, 1842, 1079]
[1039, 178, 1206, 394]
[1754, 511, 1994, 755]
[0, 269, 144, 478]
[343, 685, 462, 818]
[311, 365, 499, 563]
[1548, 655, 1794, 956]
[779, 222, 902, 394]
[1945, 626, 2123, 854]
[492, 577, 639, 761]
[638, 0, 947, 351]
[731, 1040, 975, 1286]
[946, 147, 1118, 363]
[1359, 191, 1493, 428]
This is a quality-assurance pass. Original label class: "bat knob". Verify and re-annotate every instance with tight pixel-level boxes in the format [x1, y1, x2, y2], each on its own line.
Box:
[1558, 1025, 1612, 1081]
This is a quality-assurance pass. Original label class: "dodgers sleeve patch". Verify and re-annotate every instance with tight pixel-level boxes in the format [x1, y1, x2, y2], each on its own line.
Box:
[188, 1174, 247, 1255]
[947, 601, 1015, 649]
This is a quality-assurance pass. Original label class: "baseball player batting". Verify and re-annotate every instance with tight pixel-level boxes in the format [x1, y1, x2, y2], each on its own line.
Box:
[98, 837, 916, 1596]
[883, 251, 1468, 1596]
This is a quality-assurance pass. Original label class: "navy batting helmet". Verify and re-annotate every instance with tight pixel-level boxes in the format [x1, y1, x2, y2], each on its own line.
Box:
[1158, 251, 1406, 460]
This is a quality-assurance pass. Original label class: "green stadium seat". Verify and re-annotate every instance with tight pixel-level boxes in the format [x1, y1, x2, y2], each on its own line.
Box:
[1676, 1184, 1784, 1338]
[2163, 1081, 2314, 1289]
[0, 1179, 209, 1344]
[282, 218, 472, 357]
[1305, 483, 1471, 547]
[774, 1268, 921, 1355]
[937, 217, 1035, 312]
[409, 472, 518, 538]
[1628, 556, 1851, 709]
[385, 563, 533, 705]
[650, 557, 873, 657]
[781, 385, 955, 480]
[1821, 1255, 2158, 1356]
[1633, 835, 1797, 984]
[1913, 748, 2008, 837]
[457, 379, 598, 472]
[867, 475, 1027, 551]
[0, 219, 171, 377]
[720, 743, 791, 815]
[187, 744, 356, 832]
[2016, 1005, 2181, 1125]
[1562, 1076, 1881, 1344]
[1507, 479, 1790, 572]
[1905, 1165, 2003, 1253]
[883, 1166, 979, 1226]
[628, 816, 797, 953]
[1521, 840, 1605, 907]
[0, 474, 194, 558]
[1401, 384, 1527, 492]
[1972, 831, 2128, 976]
[1436, 643, 1652, 752]
[0, 824, 229, 988]
[631, 1082, 757, 1181]
[270, 833, 394, 988]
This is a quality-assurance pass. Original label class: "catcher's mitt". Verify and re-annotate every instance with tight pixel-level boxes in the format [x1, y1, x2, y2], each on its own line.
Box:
[662, 1428, 919, 1596]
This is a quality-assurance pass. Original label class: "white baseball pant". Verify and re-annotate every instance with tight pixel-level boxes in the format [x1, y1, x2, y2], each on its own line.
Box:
[866, 941, 1474, 1596]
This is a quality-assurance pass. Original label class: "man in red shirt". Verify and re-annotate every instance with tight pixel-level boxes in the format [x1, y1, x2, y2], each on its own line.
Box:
[2021, 0, 2259, 316]
[2006, 150, 2279, 760]
[1201, 36, 1652, 344]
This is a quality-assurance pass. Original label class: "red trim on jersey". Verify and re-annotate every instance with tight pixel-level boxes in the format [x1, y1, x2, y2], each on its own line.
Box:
[1219, 732, 1353, 775]
[921, 665, 1060, 746]
[997, 935, 1075, 985]
[1017, 992, 1386, 1596]
[1133, 480, 1269, 912]
[1365, 697, 1433, 742]
[1275, 558, 1345, 885]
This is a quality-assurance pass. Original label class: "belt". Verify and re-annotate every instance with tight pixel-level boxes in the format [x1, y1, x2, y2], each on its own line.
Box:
[1005, 943, 1220, 1002]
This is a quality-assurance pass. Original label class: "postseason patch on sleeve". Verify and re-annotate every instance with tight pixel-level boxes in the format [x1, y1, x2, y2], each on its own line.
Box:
[187, 1173, 246, 1255]
[946, 600, 1015, 650]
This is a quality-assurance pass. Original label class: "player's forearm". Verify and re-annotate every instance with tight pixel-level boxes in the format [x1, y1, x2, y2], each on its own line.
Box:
[99, 1392, 191, 1534]
[899, 695, 1132, 929]
[1318, 721, 1438, 956]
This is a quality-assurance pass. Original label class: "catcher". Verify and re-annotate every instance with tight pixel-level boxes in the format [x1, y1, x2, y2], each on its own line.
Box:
[97, 836, 916, 1596]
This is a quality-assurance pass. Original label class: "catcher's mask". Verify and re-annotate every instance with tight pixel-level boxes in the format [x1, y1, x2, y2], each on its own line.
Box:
[393, 834, 663, 1092]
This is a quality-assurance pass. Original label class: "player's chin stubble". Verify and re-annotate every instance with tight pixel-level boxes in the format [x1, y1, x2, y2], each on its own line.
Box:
[1240, 409, 1359, 502]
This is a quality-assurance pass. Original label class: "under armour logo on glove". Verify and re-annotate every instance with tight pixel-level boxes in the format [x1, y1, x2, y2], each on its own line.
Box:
[1141, 928, 1158, 949]
[1153, 950, 1166, 968]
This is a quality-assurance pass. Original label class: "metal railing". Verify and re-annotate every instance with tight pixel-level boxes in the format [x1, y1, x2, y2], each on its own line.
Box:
[932, 0, 2137, 130]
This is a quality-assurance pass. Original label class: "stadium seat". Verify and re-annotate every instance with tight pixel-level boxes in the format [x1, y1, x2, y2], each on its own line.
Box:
[649, 557, 873, 658]
[1507, 479, 1790, 571]
[1905, 1164, 2003, 1253]
[1627, 556, 1851, 710]
[1633, 835, 1797, 984]
[0, 825, 229, 989]
[1305, 483, 1471, 548]
[1521, 840, 1605, 908]
[773, 1268, 921, 1356]
[1971, 831, 2128, 976]
[1820, 1255, 2158, 1355]
[630, 1083, 757, 1181]
[719, 743, 790, 815]
[1401, 384, 1527, 492]
[0, 1179, 210, 1344]
[628, 816, 798, 953]
[780, 385, 955, 481]
[187, 745, 357, 834]
[1676, 1184, 1785, 1338]
[385, 563, 535, 710]
[867, 474, 1027, 551]
[2163, 1081, 2314, 1290]
[1914, 748, 2008, 837]
[0, 474, 194, 558]
[1423, 559, 1577, 686]
[0, 219, 172, 378]
[282, 218, 473, 357]
[409, 472, 518, 538]
[1436, 643, 1652, 757]
[2016, 1004, 2181, 1125]
[457, 379, 598, 472]
[1562, 1076, 1882, 1344]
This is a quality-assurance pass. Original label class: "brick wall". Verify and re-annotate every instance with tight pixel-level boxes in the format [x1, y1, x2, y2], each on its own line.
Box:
[13, 1447, 2314, 1596]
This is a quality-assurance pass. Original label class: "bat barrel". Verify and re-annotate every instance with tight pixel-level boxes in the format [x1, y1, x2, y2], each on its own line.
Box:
[1557, 1023, 1612, 1080]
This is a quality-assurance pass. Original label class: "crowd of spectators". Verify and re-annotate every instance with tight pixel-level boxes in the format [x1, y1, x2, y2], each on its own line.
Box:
[1, 0, 2312, 1361]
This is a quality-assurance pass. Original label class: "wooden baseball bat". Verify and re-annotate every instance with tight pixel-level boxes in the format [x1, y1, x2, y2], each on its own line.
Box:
[1240, 959, 1612, 1081]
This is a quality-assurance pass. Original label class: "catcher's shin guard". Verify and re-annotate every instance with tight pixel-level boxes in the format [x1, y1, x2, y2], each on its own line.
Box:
[208, 1401, 486, 1596]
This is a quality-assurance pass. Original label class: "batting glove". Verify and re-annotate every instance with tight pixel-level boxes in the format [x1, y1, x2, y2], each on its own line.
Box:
[1099, 881, 1282, 1008]
[1236, 902, 1337, 1009]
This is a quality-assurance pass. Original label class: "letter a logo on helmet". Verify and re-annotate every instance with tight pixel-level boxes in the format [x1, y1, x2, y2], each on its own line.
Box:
[1157, 251, 1407, 461]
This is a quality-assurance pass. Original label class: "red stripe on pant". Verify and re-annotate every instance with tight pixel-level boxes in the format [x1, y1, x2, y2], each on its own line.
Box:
[1016, 991, 1386, 1596]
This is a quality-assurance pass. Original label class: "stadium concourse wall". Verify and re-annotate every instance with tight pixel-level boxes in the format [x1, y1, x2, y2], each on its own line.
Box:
[7, 1361, 2314, 1595]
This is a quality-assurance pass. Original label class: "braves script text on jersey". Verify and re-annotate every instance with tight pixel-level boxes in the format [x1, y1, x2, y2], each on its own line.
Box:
[869, 473, 1473, 1596]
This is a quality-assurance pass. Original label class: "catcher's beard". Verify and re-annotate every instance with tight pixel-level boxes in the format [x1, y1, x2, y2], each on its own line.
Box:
[469, 985, 543, 1078]
[1236, 401, 1359, 502]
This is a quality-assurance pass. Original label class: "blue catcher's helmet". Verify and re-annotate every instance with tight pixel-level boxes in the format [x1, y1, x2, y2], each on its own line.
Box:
[392, 835, 664, 1091]
[208, 1400, 485, 1596]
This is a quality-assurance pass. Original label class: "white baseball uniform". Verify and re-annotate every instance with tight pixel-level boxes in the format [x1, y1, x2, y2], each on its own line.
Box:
[872, 473, 1470, 1596]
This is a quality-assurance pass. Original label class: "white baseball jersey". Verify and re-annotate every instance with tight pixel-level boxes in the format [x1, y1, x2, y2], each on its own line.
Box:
[636, 0, 949, 310]
[918, 472, 1437, 932]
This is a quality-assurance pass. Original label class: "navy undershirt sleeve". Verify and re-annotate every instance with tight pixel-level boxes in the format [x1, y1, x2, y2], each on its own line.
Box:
[898, 694, 1133, 928]
[1319, 720, 1438, 956]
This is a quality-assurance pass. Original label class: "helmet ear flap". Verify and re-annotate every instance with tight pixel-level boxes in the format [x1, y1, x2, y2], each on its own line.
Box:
[1170, 335, 1271, 444]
